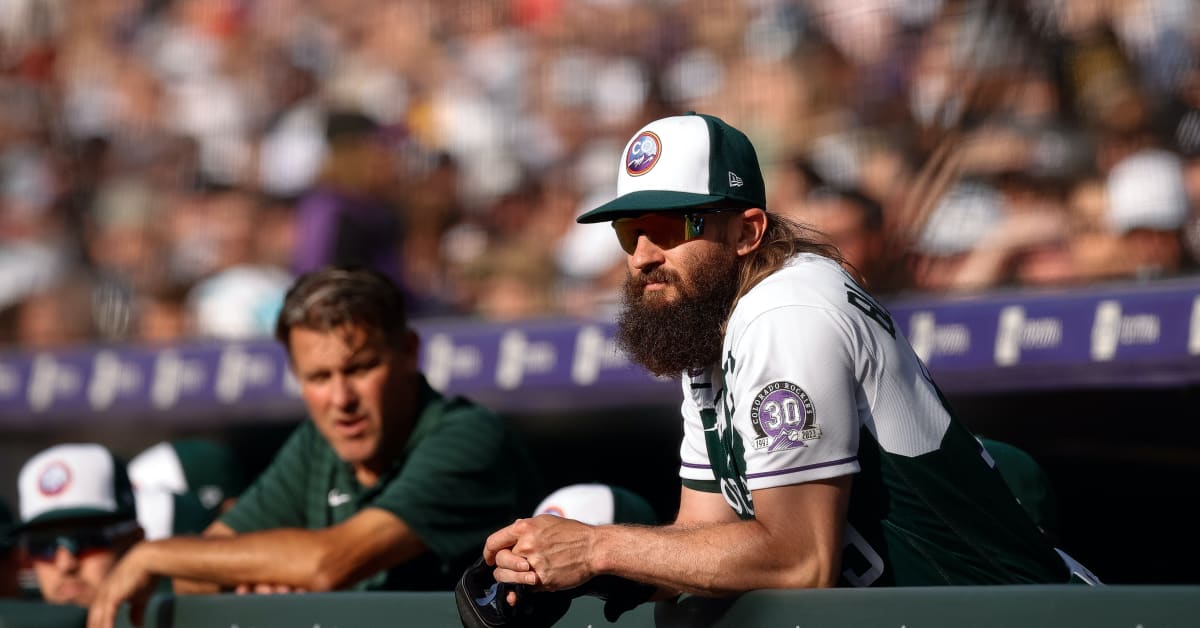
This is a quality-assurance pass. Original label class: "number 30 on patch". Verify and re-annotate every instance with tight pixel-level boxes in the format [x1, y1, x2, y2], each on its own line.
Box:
[749, 381, 821, 452]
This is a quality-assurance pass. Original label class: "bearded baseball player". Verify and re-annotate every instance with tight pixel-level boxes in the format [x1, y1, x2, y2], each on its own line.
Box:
[464, 112, 1093, 626]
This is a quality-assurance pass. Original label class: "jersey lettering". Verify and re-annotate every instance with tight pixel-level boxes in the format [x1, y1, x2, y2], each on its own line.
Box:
[700, 407, 754, 519]
[845, 283, 895, 338]
[693, 351, 756, 519]
[841, 524, 885, 587]
[719, 477, 753, 516]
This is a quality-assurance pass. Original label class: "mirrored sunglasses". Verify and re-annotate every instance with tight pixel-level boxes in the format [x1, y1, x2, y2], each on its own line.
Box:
[20, 520, 138, 562]
[611, 208, 743, 254]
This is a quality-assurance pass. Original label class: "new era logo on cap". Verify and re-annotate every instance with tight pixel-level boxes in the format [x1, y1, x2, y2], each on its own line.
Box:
[18, 443, 136, 528]
[577, 112, 766, 223]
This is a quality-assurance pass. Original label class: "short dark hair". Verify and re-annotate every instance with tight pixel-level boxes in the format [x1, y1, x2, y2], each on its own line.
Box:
[275, 266, 409, 352]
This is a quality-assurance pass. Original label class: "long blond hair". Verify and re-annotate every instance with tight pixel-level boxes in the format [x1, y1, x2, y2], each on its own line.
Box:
[732, 213, 848, 307]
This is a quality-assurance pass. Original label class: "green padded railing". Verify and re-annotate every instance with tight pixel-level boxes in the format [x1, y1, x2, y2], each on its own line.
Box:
[4, 586, 1199, 628]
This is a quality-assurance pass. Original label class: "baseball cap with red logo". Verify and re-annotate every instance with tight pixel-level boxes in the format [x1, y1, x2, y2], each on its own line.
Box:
[575, 112, 767, 223]
[533, 483, 658, 526]
[16, 443, 137, 532]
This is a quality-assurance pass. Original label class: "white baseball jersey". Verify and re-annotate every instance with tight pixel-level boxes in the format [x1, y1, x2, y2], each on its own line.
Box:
[677, 253, 1069, 586]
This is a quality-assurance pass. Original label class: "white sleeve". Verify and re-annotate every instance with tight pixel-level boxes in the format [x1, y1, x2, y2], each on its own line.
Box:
[678, 376, 716, 484]
[727, 304, 861, 491]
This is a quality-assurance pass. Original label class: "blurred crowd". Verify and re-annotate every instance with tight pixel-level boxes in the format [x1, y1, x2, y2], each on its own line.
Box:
[2, 0, 1199, 350]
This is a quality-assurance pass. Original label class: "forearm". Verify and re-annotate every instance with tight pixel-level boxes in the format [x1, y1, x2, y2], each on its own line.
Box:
[172, 521, 234, 593]
[591, 520, 837, 597]
[490, 483, 848, 597]
[129, 528, 339, 591]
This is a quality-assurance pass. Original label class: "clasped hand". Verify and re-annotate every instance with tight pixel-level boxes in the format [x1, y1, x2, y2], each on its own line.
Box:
[483, 514, 598, 604]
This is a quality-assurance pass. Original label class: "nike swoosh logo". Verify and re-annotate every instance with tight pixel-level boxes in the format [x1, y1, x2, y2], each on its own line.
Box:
[328, 489, 352, 507]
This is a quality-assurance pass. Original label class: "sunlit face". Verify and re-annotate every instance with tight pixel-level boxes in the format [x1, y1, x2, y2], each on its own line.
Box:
[614, 210, 746, 377]
[32, 547, 116, 606]
[619, 211, 739, 305]
[289, 325, 419, 480]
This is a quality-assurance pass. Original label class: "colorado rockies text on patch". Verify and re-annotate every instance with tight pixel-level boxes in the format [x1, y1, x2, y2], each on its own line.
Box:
[750, 381, 820, 452]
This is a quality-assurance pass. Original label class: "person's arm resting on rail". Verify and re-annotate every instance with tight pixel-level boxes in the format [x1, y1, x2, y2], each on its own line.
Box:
[88, 507, 426, 627]
[486, 477, 850, 597]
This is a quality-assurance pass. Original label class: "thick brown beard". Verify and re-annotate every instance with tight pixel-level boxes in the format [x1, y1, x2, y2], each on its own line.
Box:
[615, 246, 742, 378]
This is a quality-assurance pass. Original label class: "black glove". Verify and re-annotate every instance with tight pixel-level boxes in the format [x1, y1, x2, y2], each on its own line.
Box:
[455, 556, 655, 627]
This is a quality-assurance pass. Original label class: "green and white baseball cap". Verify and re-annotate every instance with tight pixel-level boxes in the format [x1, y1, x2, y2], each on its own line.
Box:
[128, 439, 245, 540]
[16, 443, 137, 531]
[576, 112, 767, 223]
[134, 487, 216, 540]
[129, 439, 246, 511]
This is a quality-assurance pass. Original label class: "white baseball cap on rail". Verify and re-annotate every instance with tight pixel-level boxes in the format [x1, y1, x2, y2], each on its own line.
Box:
[576, 112, 767, 223]
[533, 483, 658, 526]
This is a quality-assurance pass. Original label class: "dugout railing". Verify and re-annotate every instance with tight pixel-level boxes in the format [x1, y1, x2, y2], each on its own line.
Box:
[4, 585, 1200, 628]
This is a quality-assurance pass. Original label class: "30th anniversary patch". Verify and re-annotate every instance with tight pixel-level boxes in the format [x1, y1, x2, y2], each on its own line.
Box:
[750, 381, 821, 452]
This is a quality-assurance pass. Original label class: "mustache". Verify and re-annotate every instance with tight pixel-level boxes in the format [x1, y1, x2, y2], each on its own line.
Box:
[629, 268, 681, 292]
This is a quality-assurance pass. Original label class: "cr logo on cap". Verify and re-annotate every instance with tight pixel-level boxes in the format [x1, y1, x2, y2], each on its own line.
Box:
[38, 461, 72, 496]
[626, 131, 661, 176]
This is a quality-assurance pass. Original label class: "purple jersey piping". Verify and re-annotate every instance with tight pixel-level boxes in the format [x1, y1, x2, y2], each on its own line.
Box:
[745, 456, 857, 479]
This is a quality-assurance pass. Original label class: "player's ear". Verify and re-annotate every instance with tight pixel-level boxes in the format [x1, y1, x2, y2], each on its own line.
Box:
[733, 208, 767, 256]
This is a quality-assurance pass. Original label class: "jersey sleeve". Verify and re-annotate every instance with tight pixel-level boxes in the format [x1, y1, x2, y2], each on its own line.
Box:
[728, 304, 861, 491]
[678, 376, 717, 492]
[369, 405, 530, 566]
[219, 422, 311, 532]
